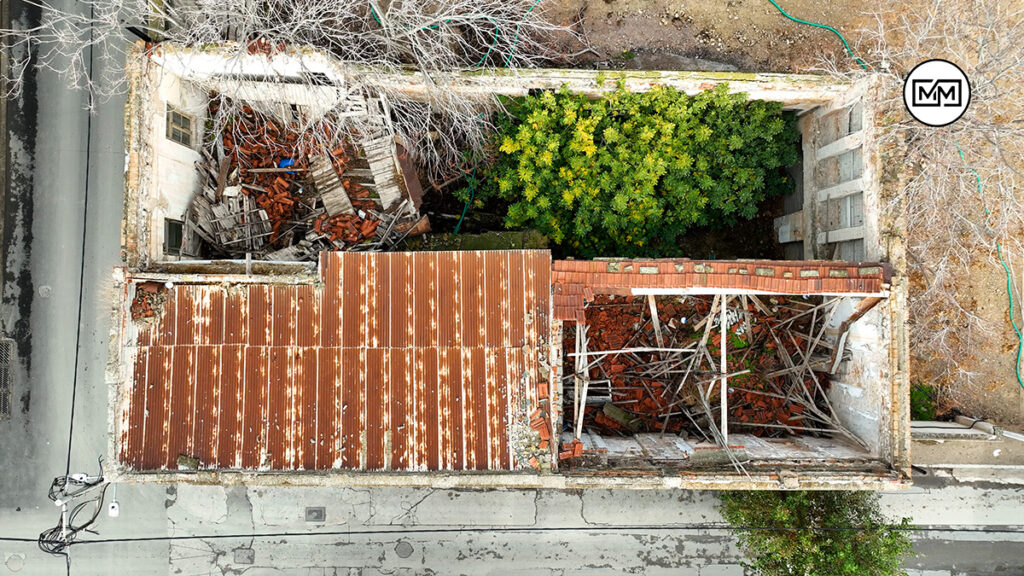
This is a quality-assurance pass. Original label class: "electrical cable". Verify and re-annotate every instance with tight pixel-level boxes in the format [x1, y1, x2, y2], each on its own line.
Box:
[64, 0, 96, 480]
[2, 521, 1021, 549]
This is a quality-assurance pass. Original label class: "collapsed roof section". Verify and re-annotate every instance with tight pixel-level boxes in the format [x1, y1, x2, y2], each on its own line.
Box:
[123, 44, 425, 268]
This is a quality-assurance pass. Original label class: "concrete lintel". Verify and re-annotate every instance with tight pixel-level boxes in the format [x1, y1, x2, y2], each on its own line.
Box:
[817, 177, 865, 202]
[632, 287, 888, 298]
[105, 467, 909, 491]
[152, 44, 852, 109]
[816, 132, 864, 161]
[817, 225, 866, 245]
[127, 272, 318, 285]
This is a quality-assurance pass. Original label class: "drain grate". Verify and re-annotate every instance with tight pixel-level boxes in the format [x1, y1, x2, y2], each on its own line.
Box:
[0, 338, 13, 418]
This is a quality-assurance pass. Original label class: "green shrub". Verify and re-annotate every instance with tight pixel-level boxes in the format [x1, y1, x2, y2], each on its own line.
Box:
[719, 491, 912, 576]
[471, 84, 799, 257]
[910, 383, 937, 420]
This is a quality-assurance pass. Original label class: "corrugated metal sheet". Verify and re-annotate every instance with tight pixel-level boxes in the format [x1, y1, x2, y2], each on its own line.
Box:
[120, 251, 551, 472]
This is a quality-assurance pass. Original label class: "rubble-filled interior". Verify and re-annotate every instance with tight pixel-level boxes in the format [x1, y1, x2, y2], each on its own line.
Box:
[179, 101, 428, 261]
[559, 293, 879, 471]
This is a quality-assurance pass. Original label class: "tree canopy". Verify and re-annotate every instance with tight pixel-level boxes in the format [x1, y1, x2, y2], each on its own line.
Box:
[472, 83, 799, 257]
[719, 490, 912, 576]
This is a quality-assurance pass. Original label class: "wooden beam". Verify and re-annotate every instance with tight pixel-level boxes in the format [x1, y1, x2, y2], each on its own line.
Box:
[719, 295, 728, 446]
[647, 295, 665, 348]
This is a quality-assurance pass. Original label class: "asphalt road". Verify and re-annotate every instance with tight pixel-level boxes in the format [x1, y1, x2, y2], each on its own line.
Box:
[0, 3, 1023, 575]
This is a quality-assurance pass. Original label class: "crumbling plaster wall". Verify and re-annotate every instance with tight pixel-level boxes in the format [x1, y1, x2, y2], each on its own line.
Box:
[804, 77, 882, 261]
[152, 46, 356, 120]
[828, 301, 890, 456]
[826, 279, 910, 478]
[774, 77, 883, 262]
[144, 65, 208, 263]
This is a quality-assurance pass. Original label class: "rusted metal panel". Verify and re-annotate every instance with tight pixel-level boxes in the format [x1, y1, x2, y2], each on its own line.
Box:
[438, 346, 461, 470]
[320, 254, 343, 347]
[194, 287, 225, 345]
[124, 348, 149, 467]
[367, 253, 389, 348]
[122, 250, 549, 472]
[460, 252, 482, 348]
[507, 252, 526, 346]
[193, 345, 220, 464]
[241, 347, 267, 468]
[174, 288, 196, 346]
[469, 347, 489, 470]
[316, 347, 339, 469]
[155, 290, 177, 346]
[295, 285, 319, 347]
[421, 348, 440, 470]
[486, 348, 506, 469]
[389, 253, 410, 348]
[266, 347, 290, 469]
[414, 252, 438, 348]
[247, 285, 270, 346]
[364, 348, 387, 470]
[142, 346, 169, 469]
[223, 289, 248, 344]
[166, 346, 194, 468]
[437, 252, 462, 348]
[340, 347, 362, 468]
[218, 345, 244, 467]
[390, 349, 410, 470]
[297, 347, 318, 470]
[271, 286, 295, 347]
[410, 348, 428, 469]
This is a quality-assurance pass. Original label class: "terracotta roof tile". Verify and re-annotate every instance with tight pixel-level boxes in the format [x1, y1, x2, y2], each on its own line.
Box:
[550, 257, 889, 324]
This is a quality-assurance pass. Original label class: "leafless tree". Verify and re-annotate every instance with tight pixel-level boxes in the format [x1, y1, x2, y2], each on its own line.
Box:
[2, 0, 577, 178]
[818, 0, 1024, 403]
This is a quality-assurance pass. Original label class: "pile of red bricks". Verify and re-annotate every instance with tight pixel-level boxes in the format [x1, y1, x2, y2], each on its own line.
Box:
[563, 294, 834, 440]
[129, 282, 166, 321]
[220, 106, 382, 245]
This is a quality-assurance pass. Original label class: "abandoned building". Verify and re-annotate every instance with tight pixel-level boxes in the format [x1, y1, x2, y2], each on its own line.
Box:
[110, 45, 910, 490]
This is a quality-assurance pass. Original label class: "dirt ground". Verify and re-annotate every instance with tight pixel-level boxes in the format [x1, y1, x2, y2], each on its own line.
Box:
[935, 259, 1024, 426]
[547, 0, 875, 72]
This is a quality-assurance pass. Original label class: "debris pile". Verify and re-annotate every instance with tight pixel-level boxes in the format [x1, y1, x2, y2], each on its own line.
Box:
[181, 104, 426, 260]
[130, 282, 168, 321]
[563, 294, 860, 451]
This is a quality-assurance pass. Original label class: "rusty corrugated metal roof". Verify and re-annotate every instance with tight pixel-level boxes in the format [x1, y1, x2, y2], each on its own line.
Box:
[550, 259, 890, 322]
[120, 251, 551, 472]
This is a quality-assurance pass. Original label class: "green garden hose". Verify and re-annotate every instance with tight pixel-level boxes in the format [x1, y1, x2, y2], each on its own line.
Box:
[765, 0, 867, 70]
[956, 143, 1024, 390]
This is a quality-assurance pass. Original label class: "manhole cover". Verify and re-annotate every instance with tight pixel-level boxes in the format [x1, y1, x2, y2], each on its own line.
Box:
[233, 548, 255, 565]
[5, 553, 25, 572]
[394, 540, 414, 559]
[305, 506, 326, 522]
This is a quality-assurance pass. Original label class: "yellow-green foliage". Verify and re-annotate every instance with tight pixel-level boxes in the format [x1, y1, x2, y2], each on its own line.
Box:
[472, 84, 799, 256]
